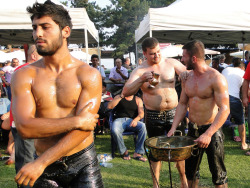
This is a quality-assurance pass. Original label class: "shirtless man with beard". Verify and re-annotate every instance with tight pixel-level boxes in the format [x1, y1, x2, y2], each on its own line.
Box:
[168, 40, 229, 188]
[122, 37, 188, 188]
[11, 1, 103, 187]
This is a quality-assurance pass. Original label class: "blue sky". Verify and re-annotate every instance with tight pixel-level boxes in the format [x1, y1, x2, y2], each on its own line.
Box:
[89, 0, 111, 8]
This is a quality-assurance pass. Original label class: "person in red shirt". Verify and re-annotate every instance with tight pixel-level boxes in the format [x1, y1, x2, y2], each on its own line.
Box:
[242, 64, 250, 155]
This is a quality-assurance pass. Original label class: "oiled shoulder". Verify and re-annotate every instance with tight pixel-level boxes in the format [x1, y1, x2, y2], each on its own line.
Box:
[166, 57, 186, 74]
[208, 67, 226, 82]
[75, 59, 102, 84]
[11, 60, 43, 84]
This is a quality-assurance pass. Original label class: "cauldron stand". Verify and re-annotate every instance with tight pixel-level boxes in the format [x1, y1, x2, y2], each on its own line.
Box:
[144, 142, 174, 188]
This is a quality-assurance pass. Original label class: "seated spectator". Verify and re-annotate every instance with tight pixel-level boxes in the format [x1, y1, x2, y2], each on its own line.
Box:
[1, 113, 15, 165]
[91, 54, 106, 80]
[0, 87, 11, 145]
[0, 87, 13, 165]
[109, 58, 128, 95]
[95, 82, 113, 135]
[107, 94, 147, 162]
[123, 57, 132, 70]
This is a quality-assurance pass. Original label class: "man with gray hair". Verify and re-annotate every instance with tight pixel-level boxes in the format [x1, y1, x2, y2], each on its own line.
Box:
[218, 54, 228, 72]
[109, 58, 128, 95]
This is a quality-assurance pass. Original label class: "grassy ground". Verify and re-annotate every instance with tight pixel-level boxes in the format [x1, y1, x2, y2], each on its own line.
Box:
[0, 128, 249, 188]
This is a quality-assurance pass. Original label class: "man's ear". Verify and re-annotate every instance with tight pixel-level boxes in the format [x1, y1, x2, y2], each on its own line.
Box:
[192, 56, 197, 63]
[62, 26, 71, 39]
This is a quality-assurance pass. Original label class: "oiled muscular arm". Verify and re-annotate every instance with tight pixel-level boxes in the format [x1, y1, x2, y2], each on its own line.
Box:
[11, 67, 98, 139]
[195, 73, 229, 148]
[15, 66, 102, 187]
[170, 58, 186, 76]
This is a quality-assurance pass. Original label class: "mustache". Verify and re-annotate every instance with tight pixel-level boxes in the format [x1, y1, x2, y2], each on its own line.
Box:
[35, 38, 47, 43]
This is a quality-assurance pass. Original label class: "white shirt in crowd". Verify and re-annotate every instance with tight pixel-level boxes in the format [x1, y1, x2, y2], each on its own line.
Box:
[222, 67, 245, 99]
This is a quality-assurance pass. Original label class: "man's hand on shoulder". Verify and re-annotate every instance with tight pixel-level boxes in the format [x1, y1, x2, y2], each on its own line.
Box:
[178, 71, 191, 82]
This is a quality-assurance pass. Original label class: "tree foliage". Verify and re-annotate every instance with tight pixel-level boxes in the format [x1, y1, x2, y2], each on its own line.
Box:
[71, 0, 88, 8]
[71, 0, 176, 57]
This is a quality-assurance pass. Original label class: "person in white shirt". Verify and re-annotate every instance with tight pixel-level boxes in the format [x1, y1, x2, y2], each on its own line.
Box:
[109, 58, 128, 95]
[2, 58, 19, 100]
[222, 58, 249, 150]
[91, 54, 106, 80]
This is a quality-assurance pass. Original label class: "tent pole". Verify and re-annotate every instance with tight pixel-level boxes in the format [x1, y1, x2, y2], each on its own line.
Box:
[243, 42, 245, 61]
[97, 41, 102, 73]
[135, 42, 138, 67]
[84, 28, 89, 64]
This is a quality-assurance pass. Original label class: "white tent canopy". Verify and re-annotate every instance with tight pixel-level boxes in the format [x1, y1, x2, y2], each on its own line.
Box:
[135, 0, 250, 44]
[70, 50, 91, 62]
[230, 51, 244, 59]
[0, 0, 99, 45]
[161, 45, 220, 58]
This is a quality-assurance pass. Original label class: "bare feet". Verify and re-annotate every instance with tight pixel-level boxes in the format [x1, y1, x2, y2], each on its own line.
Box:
[241, 144, 250, 150]
[5, 158, 15, 165]
[122, 150, 130, 160]
[133, 153, 147, 162]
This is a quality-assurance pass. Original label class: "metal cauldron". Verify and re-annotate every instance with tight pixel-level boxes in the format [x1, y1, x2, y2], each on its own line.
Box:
[144, 133, 198, 162]
[144, 131, 199, 188]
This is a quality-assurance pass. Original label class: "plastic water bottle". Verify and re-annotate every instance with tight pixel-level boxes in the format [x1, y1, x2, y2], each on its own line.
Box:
[97, 154, 112, 163]
[185, 128, 188, 136]
[100, 162, 113, 168]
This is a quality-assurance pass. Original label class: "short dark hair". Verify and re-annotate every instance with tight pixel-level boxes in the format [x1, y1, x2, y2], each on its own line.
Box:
[182, 40, 205, 60]
[91, 54, 99, 60]
[141, 37, 159, 52]
[27, 0, 72, 43]
[232, 57, 241, 67]
[12, 58, 19, 63]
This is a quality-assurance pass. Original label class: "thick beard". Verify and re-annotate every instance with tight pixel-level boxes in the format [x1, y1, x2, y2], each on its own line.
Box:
[36, 33, 63, 56]
[186, 60, 194, 70]
[37, 40, 62, 56]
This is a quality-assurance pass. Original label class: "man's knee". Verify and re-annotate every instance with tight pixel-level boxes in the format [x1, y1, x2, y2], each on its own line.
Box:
[111, 125, 123, 136]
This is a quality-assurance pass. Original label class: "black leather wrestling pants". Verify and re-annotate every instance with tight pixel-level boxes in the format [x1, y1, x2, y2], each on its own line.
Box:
[145, 108, 176, 161]
[186, 123, 228, 185]
[33, 143, 103, 188]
